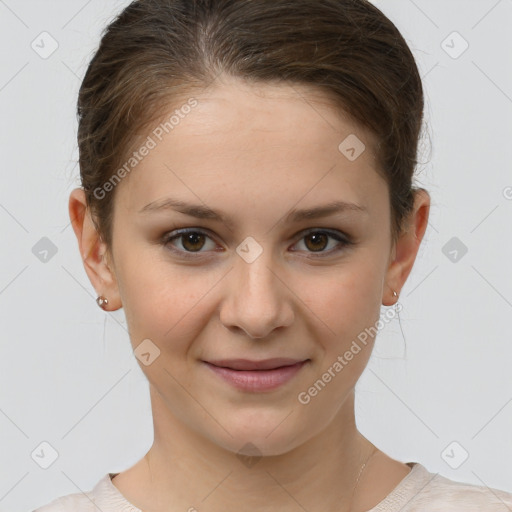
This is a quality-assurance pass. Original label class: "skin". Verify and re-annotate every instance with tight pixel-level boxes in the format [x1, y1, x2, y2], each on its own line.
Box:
[69, 74, 430, 512]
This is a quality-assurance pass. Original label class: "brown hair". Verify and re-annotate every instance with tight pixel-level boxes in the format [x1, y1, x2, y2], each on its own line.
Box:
[77, 0, 427, 250]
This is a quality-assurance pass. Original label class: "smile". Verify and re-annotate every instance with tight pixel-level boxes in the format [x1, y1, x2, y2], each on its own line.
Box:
[202, 360, 309, 392]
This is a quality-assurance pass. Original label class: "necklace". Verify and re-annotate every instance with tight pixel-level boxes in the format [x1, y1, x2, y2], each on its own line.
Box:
[348, 445, 377, 512]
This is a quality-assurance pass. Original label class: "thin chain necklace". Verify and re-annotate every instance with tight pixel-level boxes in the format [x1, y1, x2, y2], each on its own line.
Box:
[348, 445, 377, 512]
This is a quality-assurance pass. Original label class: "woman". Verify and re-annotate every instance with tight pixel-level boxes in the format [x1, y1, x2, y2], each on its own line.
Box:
[34, 0, 512, 510]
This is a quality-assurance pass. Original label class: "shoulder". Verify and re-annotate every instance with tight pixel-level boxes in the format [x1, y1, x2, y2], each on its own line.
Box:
[32, 474, 112, 512]
[33, 495, 87, 512]
[33, 494, 92, 512]
[405, 465, 512, 511]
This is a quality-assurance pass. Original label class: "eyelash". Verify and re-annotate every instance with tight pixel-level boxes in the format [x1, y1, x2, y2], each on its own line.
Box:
[161, 227, 353, 260]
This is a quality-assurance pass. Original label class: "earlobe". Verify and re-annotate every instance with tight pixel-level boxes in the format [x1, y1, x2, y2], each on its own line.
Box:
[68, 188, 122, 311]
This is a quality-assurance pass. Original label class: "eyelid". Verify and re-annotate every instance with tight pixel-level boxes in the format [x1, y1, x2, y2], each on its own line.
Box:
[289, 228, 353, 257]
[161, 228, 219, 258]
[161, 226, 353, 258]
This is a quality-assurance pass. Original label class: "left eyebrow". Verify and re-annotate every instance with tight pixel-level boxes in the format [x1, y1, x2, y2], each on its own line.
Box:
[138, 197, 368, 227]
[286, 200, 368, 222]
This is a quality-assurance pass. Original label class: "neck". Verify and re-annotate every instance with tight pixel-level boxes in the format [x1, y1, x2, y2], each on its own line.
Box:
[126, 387, 378, 512]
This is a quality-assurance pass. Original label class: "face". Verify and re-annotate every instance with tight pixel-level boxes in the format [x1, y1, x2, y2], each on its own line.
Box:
[97, 75, 399, 456]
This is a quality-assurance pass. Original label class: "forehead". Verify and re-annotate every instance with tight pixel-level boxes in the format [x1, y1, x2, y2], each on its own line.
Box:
[172, 76, 379, 150]
[115, 76, 387, 221]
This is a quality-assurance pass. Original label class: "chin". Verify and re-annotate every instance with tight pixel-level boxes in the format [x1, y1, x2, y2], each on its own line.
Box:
[206, 411, 306, 458]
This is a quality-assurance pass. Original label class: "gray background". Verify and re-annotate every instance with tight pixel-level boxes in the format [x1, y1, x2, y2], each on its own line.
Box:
[1, 0, 511, 510]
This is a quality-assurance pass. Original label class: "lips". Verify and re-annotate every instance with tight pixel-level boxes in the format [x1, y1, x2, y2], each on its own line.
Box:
[202, 359, 310, 392]
[205, 358, 308, 371]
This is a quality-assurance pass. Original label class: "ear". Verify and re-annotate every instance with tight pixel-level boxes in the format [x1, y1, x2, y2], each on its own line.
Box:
[382, 188, 430, 306]
[68, 188, 122, 311]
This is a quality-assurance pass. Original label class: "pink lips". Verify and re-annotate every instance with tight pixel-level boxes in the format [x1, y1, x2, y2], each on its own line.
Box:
[202, 358, 309, 392]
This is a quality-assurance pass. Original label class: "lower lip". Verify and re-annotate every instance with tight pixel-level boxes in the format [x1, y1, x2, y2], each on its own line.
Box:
[202, 361, 309, 392]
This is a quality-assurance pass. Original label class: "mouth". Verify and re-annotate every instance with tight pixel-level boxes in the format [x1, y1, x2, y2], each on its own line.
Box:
[204, 358, 309, 371]
[202, 358, 310, 392]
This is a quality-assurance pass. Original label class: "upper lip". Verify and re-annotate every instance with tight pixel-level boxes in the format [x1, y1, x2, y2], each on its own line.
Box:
[204, 358, 308, 371]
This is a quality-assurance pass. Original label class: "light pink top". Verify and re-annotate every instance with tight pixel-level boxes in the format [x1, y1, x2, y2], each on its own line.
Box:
[33, 462, 512, 511]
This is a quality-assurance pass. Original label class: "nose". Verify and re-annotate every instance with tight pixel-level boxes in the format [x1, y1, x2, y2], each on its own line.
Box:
[219, 246, 294, 340]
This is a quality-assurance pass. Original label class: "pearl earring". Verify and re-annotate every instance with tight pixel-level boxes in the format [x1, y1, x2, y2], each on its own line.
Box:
[96, 296, 108, 310]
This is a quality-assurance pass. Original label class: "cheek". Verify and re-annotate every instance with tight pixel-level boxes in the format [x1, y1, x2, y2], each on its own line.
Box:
[300, 270, 383, 400]
[303, 263, 386, 391]
[308, 262, 383, 339]
[115, 249, 217, 350]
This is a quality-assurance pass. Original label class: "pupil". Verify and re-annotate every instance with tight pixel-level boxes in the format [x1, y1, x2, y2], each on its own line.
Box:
[306, 233, 327, 252]
[183, 233, 204, 251]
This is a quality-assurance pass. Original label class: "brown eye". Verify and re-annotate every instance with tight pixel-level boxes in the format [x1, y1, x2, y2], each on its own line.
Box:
[181, 232, 207, 252]
[162, 229, 217, 258]
[304, 232, 330, 252]
[291, 229, 352, 257]
[162, 227, 352, 260]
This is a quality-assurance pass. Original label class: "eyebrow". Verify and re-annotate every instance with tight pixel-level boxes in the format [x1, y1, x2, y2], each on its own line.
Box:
[138, 197, 368, 226]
